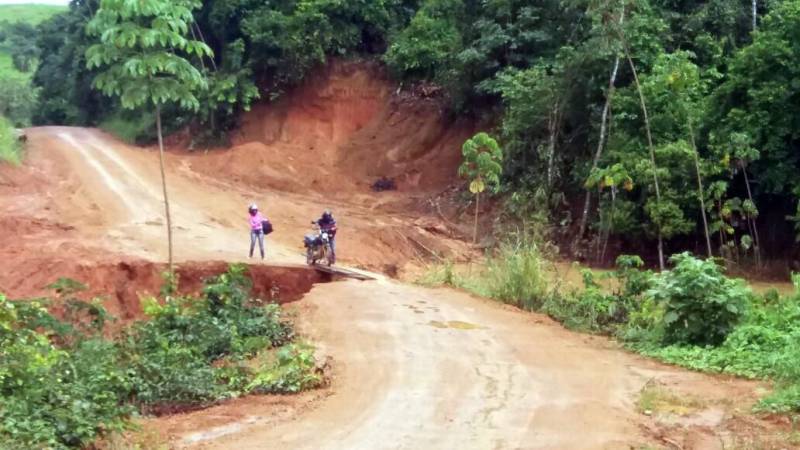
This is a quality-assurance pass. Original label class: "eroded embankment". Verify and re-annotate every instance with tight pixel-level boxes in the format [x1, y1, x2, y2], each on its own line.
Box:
[1, 260, 332, 321]
[182, 59, 474, 197]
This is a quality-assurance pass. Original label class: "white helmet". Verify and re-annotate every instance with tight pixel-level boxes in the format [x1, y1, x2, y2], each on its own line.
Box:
[249, 203, 258, 211]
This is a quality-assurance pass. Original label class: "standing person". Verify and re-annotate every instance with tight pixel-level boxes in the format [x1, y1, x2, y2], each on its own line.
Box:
[248, 203, 265, 259]
[314, 209, 337, 263]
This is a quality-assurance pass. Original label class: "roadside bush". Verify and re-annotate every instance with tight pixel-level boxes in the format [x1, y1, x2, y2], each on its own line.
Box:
[0, 77, 38, 127]
[543, 270, 618, 332]
[0, 265, 323, 448]
[0, 115, 21, 164]
[247, 343, 324, 394]
[543, 255, 654, 333]
[650, 253, 750, 346]
[483, 239, 549, 311]
[0, 296, 131, 449]
[641, 275, 800, 412]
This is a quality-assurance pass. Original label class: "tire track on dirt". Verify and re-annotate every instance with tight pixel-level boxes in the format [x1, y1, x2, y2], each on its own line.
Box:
[57, 131, 156, 223]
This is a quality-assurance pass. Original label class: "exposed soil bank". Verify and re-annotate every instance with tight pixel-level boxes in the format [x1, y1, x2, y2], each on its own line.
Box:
[185, 60, 474, 197]
[1, 259, 331, 321]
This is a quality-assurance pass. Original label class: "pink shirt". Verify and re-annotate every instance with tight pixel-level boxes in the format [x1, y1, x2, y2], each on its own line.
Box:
[249, 212, 264, 230]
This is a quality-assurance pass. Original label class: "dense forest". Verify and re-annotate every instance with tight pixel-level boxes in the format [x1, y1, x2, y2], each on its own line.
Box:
[7, 0, 800, 268]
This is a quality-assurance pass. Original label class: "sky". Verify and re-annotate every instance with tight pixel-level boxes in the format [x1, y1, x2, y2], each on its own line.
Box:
[0, 0, 69, 4]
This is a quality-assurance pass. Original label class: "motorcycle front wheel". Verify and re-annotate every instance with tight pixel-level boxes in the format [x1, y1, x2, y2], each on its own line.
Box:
[306, 248, 314, 265]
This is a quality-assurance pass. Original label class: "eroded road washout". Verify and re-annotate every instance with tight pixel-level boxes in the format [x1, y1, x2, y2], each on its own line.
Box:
[0, 62, 789, 449]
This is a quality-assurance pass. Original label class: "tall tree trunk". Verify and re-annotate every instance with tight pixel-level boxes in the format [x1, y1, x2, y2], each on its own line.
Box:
[546, 102, 561, 191]
[473, 192, 480, 245]
[193, 22, 217, 71]
[600, 186, 617, 264]
[577, 2, 626, 242]
[578, 56, 621, 240]
[717, 200, 726, 251]
[689, 127, 713, 258]
[625, 48, 665, 270]
[155, 105, 174, 273]
[741, 167, 762, 267]
[752, 0, 757, 31]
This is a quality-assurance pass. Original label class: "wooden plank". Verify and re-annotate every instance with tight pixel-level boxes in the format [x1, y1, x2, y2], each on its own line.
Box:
[311, 264, 375, 281]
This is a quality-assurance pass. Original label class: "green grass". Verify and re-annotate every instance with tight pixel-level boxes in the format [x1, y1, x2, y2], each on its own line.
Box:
[418, 239, 554, 310]
[0, 51, 28, 81]
[0, 4, 66, 26]
[421, 246, 800, 415]
[0, 115, 21, 165]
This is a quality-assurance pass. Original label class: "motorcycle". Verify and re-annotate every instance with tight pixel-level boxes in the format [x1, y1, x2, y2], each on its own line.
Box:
[304, 223, 334, 266]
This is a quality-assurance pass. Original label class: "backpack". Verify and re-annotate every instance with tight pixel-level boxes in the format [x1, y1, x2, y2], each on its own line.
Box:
[262, 219, 274, 235]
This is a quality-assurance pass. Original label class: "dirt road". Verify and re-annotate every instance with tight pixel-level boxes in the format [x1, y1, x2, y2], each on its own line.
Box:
[0, 128, 781, 449]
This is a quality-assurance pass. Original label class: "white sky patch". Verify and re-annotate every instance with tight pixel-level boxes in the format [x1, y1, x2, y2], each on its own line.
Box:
[0, 0, 69, 5]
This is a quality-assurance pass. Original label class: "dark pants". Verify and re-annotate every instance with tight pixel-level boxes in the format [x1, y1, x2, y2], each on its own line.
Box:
[250, 229, 265, 258]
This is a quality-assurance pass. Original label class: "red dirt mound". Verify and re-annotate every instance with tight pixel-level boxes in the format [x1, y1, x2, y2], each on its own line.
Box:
[186, 60, 473, 196]
[1, 259, 331, 321]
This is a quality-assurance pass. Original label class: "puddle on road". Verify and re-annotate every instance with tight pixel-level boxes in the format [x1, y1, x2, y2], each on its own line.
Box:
[428, 320, 483, 330]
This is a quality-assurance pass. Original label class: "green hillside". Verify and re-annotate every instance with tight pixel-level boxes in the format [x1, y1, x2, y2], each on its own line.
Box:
[0, 3, 66, 132]
[0, 3, 67, 79]
[0, 4, 66, 26]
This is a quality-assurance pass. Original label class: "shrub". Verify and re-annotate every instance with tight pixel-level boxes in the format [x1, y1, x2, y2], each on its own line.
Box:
[483, 239, 549, 311]
[0, 265, 321, 448]
[0, 78, 38, 127]
[640, 283, 800, 412]
[650, 252, 750, 346]
[0, 296, 131, 449]
[0, 115, 21, 164]
[544, 256, 654, 334]
[543, 270, 614, 332]
[247, 343, 323, 394]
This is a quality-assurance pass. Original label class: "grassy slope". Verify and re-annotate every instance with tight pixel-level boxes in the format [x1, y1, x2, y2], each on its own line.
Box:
[0, 116, 21, 164]
[0, 4, 66, 25]
[0, 4, 66, 80]
[0, 5, 65, 163]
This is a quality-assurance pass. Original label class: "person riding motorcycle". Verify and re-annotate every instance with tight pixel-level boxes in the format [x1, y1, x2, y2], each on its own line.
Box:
[313, 210, 337, 263]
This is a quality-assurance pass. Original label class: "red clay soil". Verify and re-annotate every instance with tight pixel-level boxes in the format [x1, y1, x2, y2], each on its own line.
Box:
[183, 60, 473, 198]
[0, 61, 795, 449]
[1, 258, 331, 321]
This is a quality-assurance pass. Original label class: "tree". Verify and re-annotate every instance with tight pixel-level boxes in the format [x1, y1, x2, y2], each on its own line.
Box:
[729, 132, 763, 266]
[9, 40, 39, 73]
[195, 39, 260, 145]
[32, 0, 108, 126]
[86, 0, 213, 273]
[0, 77, 39, 127]
[459, 132, 503, 244]
[585, 163, 635, 262]
[577, 0, 627, 241]
[4, 21, 40, 72]
[646, 52, 714, 258]
[384, 5, 462, 80]
[623, 44, 665, 269]
[495, 60, 570, 195]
